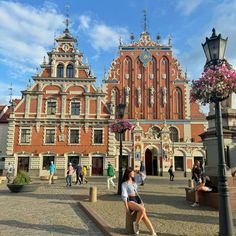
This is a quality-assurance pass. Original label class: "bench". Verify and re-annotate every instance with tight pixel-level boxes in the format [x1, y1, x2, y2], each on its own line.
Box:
[185, 187, 219, 209]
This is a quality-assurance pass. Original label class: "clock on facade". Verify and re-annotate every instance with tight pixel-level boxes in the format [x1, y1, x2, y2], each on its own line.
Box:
[139, 50, 152, 67]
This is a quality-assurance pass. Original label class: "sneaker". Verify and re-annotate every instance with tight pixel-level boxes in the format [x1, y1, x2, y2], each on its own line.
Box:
[191, 202, 199, 207]
[133, 222, 139, 235]
[151, 232, 157, 236]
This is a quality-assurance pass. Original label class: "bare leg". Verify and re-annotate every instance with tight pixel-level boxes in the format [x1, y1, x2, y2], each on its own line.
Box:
[142, 214, 155, 234]
[128, 202, 155, 233]
[128, 202, 145, 224]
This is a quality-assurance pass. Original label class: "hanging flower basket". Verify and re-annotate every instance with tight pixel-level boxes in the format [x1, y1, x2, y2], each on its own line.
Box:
[110, 120, 134, 133]
[190, 65, 236, 105]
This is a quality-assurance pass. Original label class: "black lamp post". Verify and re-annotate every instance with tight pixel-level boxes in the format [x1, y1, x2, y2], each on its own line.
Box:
[117, 103, 126, 195]
[202, 28, 234, 236]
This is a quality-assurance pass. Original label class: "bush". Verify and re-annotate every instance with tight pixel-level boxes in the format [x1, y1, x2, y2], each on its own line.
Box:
[13, 171, 31, 185]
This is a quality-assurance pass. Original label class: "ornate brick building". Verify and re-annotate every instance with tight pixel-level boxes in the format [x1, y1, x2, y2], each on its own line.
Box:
[4, 21, 207, 177]
[103, 29, 207, 176]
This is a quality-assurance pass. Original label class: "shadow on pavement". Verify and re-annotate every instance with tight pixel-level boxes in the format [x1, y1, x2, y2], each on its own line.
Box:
[0, 220, 88, 235]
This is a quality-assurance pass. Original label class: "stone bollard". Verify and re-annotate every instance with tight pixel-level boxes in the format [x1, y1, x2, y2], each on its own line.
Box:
[89, 186, 97, 202]
[125, 211, 137, 234]
[188, 179, 194, 188]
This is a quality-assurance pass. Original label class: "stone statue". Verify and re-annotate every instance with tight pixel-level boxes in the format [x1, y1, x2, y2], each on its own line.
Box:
[150, 86, 155, 106]
[162, 86, 167, 106]
[109, 102, 115, 115]
[137, 87, 141, 106]
[125, 86, 130, 104]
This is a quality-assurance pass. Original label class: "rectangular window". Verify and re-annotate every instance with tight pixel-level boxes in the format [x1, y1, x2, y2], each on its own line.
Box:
[47, 101, 56, 115]
[70, 129, 79, 144]
[71, 102, 80, 115]
[45, 129, 55, 144]
[20, 129, 30, 144]
[94, 129, 103, 144]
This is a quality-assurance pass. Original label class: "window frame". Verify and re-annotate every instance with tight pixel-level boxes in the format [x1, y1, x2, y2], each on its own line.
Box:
[47, 99, 57, 115]
[69, 128, 80, 145]
[93, 128, 104, 145]
[19, 128, 31, 145]
[44, 128, 56, 145]
[57, 63, 64, 78]
[66, 64, 74, 78]
[70, 100, 81, 116]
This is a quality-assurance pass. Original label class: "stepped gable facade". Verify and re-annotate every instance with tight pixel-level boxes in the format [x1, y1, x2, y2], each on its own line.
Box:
[5, 26, 113, 177]
[4, 24, 207, 177]
[103, 30, 207, 175]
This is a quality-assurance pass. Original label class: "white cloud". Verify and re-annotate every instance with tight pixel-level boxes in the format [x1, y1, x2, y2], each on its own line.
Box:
[210, 0, 236, 68]
[0, 1, 64, 74]
[78, 14, 129, 51]
[176, 0, 204, 16]
[88, 24, 129, 51]
[79, 15, 91, 29]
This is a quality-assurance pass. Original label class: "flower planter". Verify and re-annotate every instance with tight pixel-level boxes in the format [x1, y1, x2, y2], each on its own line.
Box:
[7, 183, 40, 193]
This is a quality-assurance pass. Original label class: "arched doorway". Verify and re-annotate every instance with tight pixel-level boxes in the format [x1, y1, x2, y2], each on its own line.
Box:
[145, 149, 152, 175]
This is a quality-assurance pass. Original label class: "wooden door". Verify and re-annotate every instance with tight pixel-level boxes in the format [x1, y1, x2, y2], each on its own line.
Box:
[18, 157, 29, 173]
[145, 149, 152, 175]
[92, 157, 103, 176]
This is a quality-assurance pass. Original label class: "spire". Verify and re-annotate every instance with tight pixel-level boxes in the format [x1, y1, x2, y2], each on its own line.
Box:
[143, 9, 148, 32]
[9, 83, 13, 104]
[63, 4, 71, 33]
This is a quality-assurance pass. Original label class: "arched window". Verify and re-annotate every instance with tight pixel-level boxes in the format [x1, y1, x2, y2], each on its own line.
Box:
[57, 64, 64, 78]
[175, 88, 183, 119]
[152, 126, 161, 138]
[169, 127, 178, 142]
[66, 64, 74, 78]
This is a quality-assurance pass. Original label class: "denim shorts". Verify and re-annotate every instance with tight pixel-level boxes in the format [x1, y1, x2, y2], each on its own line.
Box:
[128, 196, 142, 204]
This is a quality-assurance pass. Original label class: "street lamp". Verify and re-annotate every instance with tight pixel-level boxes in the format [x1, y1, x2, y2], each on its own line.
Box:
[117, 103, 126, 195]
[202, 28, 234, 236]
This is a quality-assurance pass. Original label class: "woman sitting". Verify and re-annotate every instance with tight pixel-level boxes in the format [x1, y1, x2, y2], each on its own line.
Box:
[121, 167, 156, 236]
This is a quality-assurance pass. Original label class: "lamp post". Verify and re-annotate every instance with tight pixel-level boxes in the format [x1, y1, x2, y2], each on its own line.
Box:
[117, 103, 126, 195]
[202, 28, 234, 235]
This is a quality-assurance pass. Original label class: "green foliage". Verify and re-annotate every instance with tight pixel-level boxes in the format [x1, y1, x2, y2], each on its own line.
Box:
[13, 171, 31, 185]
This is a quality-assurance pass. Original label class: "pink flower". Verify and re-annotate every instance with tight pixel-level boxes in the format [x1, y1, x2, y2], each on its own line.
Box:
[110, 120, 134, 133]
[191, 65, 236, 105]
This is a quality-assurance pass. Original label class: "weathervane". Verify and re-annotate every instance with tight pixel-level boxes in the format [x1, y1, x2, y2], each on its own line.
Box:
[63, 3, 71, 31]
[143, 9, 148, 32]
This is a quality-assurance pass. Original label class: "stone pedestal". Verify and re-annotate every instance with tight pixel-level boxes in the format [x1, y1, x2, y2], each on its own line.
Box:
[199, 107, 236, 211]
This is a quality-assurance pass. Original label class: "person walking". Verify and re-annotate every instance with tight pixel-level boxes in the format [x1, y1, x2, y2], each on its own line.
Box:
[75, 164, 82, 185]
[6, 162, 14, 183]
[82, 166, 88, 184]
[168, 165, 174, 181]
[107, 162, 116, 190]
[48, 161, 56, 184]
[121, 167, 157, 236]
[66, 163, 74, 187]
[139, 161, 146, 185]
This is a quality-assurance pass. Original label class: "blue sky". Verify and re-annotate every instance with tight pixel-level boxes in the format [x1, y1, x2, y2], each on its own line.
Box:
[0, 0, 236, 111]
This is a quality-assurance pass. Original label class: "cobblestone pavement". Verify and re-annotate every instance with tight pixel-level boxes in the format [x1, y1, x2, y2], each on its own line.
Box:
[77, 176, 236, 236]
[0, 180, 104, 236]
[1, 177, 236, 236]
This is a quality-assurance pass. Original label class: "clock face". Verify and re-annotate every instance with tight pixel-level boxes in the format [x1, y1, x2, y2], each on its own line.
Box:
[139, 50, 152, 67]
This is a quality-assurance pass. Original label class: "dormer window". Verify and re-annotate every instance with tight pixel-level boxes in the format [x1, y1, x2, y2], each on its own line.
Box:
[57, 64, 64, 78]
[66, 64, 74, 78]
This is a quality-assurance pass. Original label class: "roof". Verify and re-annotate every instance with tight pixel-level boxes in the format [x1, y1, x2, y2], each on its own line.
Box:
[0, 105, 10, 123]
